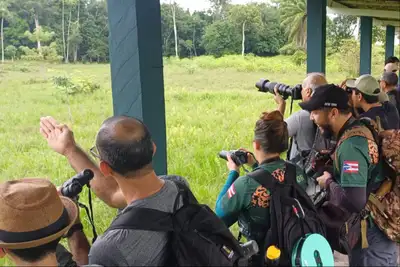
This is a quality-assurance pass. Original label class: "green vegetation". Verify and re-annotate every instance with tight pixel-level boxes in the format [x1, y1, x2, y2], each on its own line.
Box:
[0, 1, 398, 264]
[0, 0, 391, 63]
[0, 52, 390, 265]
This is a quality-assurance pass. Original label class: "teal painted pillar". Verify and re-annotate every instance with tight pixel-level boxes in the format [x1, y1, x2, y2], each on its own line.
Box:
[359, 17, 373, 75]
[106, 0, 167, 175]
[385, 25, 395, 60]
[307, 0, 327, 74]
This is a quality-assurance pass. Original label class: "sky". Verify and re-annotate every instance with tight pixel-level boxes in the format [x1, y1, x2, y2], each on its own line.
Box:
[160, 0, 267, 12]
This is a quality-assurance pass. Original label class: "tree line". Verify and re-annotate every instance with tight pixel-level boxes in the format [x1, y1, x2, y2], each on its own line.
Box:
[0, 0, 386, 63]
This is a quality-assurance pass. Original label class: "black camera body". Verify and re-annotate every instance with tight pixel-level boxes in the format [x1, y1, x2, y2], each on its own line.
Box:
[304, 151, 333, 180]
[255, 79, 302, 100]
[219, 150, 248, 166]
[61, 169, 94, 199]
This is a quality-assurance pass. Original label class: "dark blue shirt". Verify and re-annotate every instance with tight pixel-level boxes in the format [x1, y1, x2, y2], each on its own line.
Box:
[361, 101, 399, 130]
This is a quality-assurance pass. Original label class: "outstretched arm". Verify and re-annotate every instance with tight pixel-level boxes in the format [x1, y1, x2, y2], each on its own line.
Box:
[40, 116, 126, 209]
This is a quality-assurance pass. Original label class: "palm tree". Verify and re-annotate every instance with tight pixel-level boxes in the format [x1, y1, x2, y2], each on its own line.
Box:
[279, 0, 307, 50]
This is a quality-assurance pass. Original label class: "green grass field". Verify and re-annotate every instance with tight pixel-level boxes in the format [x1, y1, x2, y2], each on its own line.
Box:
[0, 55, 384, 265]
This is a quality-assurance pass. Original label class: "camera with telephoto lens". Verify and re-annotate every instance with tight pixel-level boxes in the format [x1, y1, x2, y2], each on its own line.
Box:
[219, 150, 248, 166]
[304, 151, 333, 180]
[61, 169, 94, 199]
[255, 79, 302, 100]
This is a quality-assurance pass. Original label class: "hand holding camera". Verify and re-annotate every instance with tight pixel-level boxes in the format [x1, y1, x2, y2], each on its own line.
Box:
[218, 149, 257, 173]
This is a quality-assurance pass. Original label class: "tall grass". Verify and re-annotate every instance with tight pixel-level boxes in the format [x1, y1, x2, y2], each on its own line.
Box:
[0, 52, 397, 265]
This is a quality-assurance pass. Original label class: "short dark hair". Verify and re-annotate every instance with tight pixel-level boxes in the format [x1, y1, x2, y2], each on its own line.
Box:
[254, 110, 288, 154]
[9, 239, 60, 262]
[96, 116, 154, 176]
[385, 56, 399, 65]
[354, 89, 379, 104]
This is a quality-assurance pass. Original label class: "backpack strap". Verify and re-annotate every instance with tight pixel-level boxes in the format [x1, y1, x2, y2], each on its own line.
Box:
[247, 162, 298, 253]
[334, 124, 376, 172]
[247, 168, 276, 189]
[106, 180, 193, 232]
[107, 207, 173, 232]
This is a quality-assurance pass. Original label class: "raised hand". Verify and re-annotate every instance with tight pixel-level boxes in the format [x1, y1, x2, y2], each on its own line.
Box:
[40, 116, 76, 156]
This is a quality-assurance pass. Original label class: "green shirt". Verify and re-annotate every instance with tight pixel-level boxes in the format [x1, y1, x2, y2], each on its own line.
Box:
[334, 136, 383, 188]
[218, 159, 307, 241]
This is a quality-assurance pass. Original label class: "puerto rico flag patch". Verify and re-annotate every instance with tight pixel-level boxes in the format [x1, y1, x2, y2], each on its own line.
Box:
[227, 184, 236, 198]
[343, 161, 359, 173]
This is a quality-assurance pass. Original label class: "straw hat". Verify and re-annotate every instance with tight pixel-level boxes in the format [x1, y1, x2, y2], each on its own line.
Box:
[0, 178, 78, 249]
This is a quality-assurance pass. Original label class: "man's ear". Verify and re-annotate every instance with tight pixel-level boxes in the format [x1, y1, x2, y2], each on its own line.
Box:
[306, 88, 313, 97]
[0, 248, 6, 258]
[99, 161, 113, 177]
[152, 142, 157, 156]
[253, 140, 261, 151]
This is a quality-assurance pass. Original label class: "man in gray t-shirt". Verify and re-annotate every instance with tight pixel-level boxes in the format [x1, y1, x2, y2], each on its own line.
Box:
[40, 114, 193, 266]
[89, 178, 183, 266]
[285, 109, 316, 161]
[273, 73, 328, 167]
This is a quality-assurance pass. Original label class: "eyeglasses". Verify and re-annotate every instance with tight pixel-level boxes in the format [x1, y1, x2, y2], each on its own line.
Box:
[89, 146, 101, 160]
[345, 86, 356, 94]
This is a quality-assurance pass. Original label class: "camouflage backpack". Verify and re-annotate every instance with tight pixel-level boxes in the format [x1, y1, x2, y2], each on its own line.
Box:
[334, 117, 400, 244]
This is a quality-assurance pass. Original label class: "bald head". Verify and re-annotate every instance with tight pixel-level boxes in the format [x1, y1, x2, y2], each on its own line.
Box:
[99, 116, 147, 143]
[302, 73, 328, 90]
[96, 116, 154, 176]
[384, 62, 399, 73]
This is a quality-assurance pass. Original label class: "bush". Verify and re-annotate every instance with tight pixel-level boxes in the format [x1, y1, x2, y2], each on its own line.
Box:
[5, 46, 17, 61]
[291, 50, 306, 66]
[279, 43, 299, 55]
[52, 76, 101, 103]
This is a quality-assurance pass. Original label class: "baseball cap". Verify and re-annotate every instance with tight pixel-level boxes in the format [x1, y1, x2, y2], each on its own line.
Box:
[345, 74, 380, 96]
[299, 84, 349, 112]
[380, 71, 399, 86]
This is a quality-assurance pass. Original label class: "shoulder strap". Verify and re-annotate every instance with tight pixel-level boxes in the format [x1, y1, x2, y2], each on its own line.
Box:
[107, 180, 194, 232]
[247, 168, 275, 189]
[283, 162, 297, 185]
[334, 124, 376, 171]
[107, 207, 173, 232]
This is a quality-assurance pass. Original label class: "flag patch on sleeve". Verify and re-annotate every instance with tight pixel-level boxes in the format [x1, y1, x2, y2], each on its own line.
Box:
[227, 184, 236, 198]
[343, 161, 359, 173]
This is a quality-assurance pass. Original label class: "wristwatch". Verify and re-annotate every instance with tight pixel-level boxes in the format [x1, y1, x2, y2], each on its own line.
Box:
[65, 223, 84, 238]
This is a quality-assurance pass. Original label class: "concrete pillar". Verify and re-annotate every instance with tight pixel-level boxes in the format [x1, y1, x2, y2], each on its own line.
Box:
[107, 0, 167, 175]
[385, 25, 395, 60]
[307, 0, 327, 74]
[359, 17, 373, 75]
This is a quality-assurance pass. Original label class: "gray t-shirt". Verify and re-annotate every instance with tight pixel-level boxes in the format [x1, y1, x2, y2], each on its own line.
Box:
[285, 109, 316, 161]
[88, 179, 182, 266]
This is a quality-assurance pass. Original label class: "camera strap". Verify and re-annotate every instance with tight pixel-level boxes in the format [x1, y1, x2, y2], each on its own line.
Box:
[77, 187, 98, 244]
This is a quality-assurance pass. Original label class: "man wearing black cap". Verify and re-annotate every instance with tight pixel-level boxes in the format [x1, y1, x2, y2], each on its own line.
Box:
[299, 84, 398, 266]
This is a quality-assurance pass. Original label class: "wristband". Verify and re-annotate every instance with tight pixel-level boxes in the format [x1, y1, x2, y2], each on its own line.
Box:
[65, 223, 83, 238]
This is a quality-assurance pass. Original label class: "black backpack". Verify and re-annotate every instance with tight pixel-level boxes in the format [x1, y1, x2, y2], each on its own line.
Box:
[106, 181, 250, 267]
[247, 162, 327, 266]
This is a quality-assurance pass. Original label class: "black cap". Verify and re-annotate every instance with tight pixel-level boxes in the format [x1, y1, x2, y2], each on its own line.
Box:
[299, 84, 349, 112]
[380, 71, 398, 86]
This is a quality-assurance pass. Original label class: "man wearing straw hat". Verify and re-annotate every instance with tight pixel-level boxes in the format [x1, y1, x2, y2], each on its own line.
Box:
[0, 178, 90, 266]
